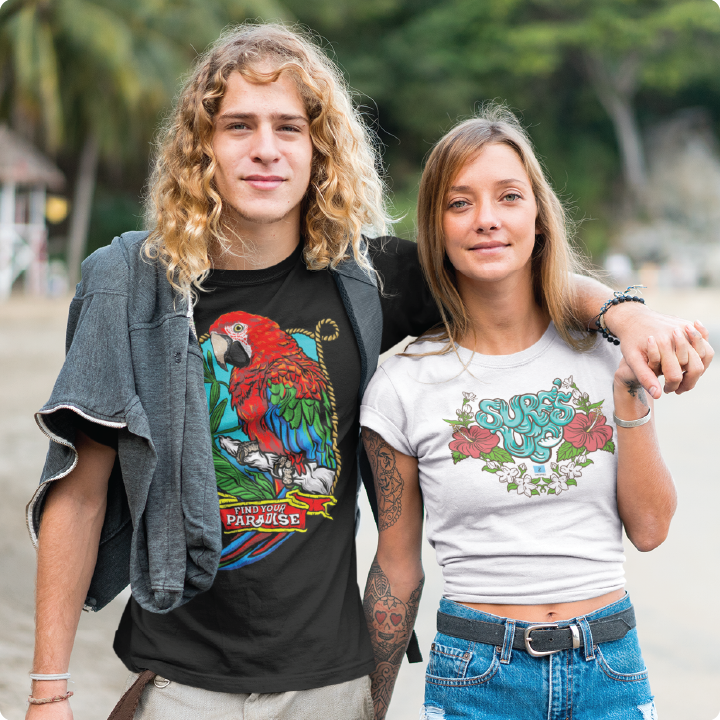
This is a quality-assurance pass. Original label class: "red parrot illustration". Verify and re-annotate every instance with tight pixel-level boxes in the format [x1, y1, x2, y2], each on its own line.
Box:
[209, 311, 336, 491]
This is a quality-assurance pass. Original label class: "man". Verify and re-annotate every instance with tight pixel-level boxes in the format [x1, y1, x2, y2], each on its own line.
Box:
[26, 23, 712, 720]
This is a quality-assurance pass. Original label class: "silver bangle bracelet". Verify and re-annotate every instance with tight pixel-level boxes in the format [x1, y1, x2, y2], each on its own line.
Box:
[29, 673, 71, 681]
[613, 407, 651, 428]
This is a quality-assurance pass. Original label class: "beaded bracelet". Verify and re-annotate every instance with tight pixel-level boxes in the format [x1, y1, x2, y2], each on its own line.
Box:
[27, 691, 74, 705]
[590, 285, 647, 346]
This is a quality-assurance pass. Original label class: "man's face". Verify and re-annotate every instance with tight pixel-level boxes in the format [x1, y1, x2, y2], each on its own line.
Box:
[212, 70, 313, 230]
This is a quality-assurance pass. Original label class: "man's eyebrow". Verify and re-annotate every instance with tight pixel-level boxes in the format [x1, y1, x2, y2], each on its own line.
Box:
[216, 112, 309, 122]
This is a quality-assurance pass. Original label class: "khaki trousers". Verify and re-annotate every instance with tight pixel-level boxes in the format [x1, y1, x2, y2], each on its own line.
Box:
[125, 672, 373, 720]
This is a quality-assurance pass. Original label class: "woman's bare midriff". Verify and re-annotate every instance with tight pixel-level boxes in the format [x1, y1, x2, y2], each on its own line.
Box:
[459, 589, 626, 623]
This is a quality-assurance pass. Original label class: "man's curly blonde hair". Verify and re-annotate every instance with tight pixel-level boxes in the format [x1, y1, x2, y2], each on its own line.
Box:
[143, 23, 390, 295]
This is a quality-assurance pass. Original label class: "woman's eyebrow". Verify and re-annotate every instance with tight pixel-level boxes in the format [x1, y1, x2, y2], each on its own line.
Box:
[496, 178, 528, 187]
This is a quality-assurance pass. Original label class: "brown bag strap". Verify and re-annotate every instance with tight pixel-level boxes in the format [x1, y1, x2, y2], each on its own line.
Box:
[107, 670, 157, 720]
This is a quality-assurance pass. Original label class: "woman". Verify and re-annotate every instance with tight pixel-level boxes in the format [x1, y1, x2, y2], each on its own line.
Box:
[359, 106, 687, 719]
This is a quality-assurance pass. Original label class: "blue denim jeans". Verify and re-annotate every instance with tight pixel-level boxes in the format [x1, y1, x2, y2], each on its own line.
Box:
[422, 594, 657, 720]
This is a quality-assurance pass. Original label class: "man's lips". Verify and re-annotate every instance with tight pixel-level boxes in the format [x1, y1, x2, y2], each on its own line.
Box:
[243, 175, 285, 190]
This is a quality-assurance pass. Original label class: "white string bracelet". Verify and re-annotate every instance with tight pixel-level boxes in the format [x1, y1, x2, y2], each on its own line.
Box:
[29, 673, 71, 681]
[613, 407, 652, 428]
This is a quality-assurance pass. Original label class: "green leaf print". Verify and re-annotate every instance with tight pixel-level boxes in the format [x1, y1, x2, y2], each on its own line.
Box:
[566, 479, 577, 486]
[600, 440, 615, 454]
[557, 441, 586, 461]
[209, 381, 221, 410]
[577, 458, 594, 468]
[507, 483, 518, 492]
[482, 465, 499, 473]
[209, 398, 228, 435]
[547, 488, 556, 494]
[481, 446, 514, 464]
[452, 451, 468, 464]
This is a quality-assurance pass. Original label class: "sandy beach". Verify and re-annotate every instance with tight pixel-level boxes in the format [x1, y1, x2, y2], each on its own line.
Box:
[1, 290, 718, 719]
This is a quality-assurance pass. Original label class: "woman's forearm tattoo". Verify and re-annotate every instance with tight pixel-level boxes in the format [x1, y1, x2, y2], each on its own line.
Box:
[363, 559, 424, 720]
[363, 429, 404, 530]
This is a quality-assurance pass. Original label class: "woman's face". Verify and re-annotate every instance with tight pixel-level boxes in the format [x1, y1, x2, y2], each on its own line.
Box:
[442, 143, 539, 289]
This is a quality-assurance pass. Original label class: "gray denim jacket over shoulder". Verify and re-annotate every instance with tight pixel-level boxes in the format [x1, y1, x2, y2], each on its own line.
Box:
[27, 231, 382, 615]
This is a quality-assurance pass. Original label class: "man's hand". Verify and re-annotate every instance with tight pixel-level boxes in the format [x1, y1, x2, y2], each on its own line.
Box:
[605, 303, 713, 399]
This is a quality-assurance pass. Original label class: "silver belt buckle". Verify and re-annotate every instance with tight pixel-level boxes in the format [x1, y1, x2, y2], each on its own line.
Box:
[524, 623, 560, 657]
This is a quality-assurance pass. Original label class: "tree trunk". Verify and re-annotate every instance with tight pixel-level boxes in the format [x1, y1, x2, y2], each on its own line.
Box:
[584, 52, 648, 211]
[67, 132, 99, 287]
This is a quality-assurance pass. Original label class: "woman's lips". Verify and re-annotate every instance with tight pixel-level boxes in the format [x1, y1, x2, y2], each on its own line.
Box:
[243, 175, 285, 190]
[469, 241, 507, 252]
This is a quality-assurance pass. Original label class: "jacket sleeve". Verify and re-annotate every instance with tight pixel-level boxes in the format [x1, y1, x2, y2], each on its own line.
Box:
[27, 241, 146, 555]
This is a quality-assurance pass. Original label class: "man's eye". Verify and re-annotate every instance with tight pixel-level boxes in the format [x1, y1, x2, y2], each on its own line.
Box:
[229, 123, 248, 131]
[279, 125, 301, 133]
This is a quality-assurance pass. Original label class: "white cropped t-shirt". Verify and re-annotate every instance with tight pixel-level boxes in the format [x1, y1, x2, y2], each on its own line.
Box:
[360, 324, 626, 605]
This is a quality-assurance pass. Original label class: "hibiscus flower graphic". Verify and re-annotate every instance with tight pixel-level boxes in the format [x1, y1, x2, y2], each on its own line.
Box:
[449, 425, 499, 458]
[564, 411, 612, 452]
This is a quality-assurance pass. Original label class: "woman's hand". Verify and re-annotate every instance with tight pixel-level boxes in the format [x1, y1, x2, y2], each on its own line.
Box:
[605, 303, 712, 399]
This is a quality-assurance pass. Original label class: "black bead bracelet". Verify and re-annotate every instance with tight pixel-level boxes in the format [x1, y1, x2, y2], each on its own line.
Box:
[590, 285, 647, 346]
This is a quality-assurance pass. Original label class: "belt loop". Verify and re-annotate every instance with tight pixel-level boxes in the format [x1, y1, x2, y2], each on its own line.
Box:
[578, 616, 595, 660]
[500, 620, 515, 664]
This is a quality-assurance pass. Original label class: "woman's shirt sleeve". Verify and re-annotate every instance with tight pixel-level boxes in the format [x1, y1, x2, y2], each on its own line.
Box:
[360, 364, 415, 457]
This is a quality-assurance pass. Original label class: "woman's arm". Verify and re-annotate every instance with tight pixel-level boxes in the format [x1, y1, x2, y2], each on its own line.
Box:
[613, 350, 677, 552]
[27, 431, 115, 720]
[572, 275, 713, 398]
[362, 428, 424, 720]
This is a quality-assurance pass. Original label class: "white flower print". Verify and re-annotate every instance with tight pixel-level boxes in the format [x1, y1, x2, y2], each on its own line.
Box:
[496, 465, 520, 485]
[486, 461, 500, 470]
[463, 391, 477, 402]
[547, 474, 569, 495]
[557, 459, 582, 482]
[518, 463, 527, 473]
[514, 475, 534, 497]
[561, 376, 574, 392]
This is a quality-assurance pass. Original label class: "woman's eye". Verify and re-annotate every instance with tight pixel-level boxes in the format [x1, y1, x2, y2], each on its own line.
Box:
[448, 200, 469, 209]
[503, 193, 521, 201]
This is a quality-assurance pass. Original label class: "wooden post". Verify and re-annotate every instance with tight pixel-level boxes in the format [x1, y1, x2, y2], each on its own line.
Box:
[0, 180, 16, 300]
[26, 185, 48, 295]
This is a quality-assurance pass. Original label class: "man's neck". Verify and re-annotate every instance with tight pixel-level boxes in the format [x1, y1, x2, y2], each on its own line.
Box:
[456, 271, 550, 356]
[211, 208, 302, 271]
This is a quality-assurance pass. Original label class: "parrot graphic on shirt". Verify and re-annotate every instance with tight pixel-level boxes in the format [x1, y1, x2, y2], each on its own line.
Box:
[208, 311, 337, 495]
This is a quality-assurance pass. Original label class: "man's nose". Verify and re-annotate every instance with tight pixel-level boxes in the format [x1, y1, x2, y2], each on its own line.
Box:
[250, 123, 281, 164]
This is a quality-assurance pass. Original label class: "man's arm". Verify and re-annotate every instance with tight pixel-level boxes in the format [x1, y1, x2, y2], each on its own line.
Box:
[27, 431, 115, 719]
[361, 428, 424, 720]
[572, 275, 714, 398]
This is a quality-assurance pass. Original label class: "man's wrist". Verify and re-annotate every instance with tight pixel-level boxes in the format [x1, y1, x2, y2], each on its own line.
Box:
[602, 297, 651, 336]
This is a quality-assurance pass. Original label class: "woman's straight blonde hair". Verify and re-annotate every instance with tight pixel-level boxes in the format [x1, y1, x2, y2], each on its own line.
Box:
[143, 23, 390, 297]
[417, 104, 593, 353]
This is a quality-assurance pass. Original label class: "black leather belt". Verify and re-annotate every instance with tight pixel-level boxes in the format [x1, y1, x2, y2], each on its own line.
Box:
[437, 606, 635, 658]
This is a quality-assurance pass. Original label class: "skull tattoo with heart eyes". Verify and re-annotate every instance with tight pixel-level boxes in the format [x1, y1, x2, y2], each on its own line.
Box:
[371, 595, 408, 661]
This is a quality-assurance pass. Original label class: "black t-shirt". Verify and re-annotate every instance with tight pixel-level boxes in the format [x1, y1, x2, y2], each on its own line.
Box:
[110, 236, 439, 693]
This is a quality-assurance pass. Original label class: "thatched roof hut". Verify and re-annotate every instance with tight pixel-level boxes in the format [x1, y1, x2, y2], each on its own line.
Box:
[0, 124, 65, 190]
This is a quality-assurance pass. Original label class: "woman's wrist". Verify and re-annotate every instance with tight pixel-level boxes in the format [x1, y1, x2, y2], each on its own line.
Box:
[613, 377, 651, 421]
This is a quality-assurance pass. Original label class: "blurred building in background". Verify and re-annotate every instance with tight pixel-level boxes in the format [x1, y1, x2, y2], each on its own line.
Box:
[0, 124, 65, 300]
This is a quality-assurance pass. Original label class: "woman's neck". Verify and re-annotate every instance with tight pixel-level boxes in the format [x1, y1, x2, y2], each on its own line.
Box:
[456, 271, 550, 355]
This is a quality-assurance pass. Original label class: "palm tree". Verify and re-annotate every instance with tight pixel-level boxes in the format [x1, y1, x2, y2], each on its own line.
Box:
[0, 0, 289, 284]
